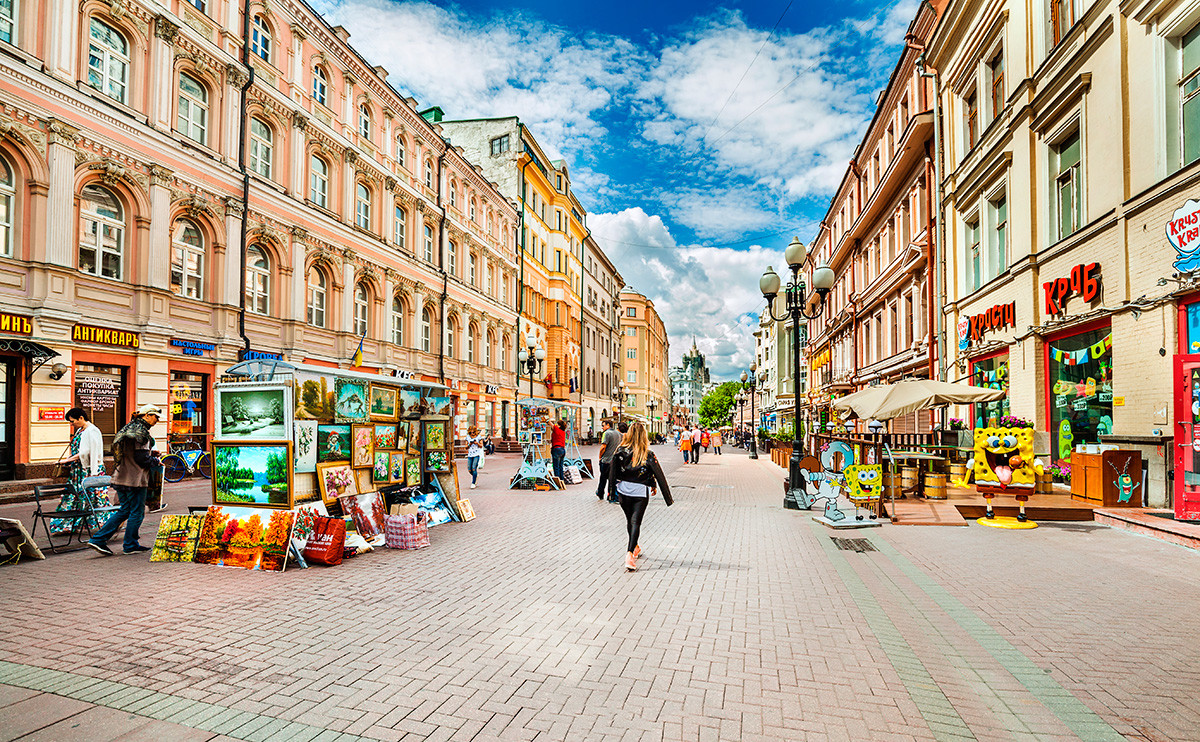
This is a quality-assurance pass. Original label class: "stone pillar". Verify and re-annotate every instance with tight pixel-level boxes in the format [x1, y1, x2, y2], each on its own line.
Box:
[289, 24, 306, 98]
[291, 241, 308, 322]
[147, 165, 173, 289]
[223, 197, 244, 309]
[224, 65, 249, 164]
[382, 271, 395, 344]
[342, 72, 356, 137]
[342, 149, 357, 224]
[44, 120, 79, 268]
[342, 258, 356, 334]
[45, 0, 78, 82]
[150, 19, 179, 131]
[290, 113, 307, 197]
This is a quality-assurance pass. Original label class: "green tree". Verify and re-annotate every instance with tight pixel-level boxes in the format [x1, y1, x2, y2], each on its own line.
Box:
[270, 398, 284, 423]
[227, 397, 249, 422]
[301, 380, 321, 416]
[698, 381, 740, 429]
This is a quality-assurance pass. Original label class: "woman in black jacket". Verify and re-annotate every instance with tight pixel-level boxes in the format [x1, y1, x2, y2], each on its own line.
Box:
[607, 422, 672, 572]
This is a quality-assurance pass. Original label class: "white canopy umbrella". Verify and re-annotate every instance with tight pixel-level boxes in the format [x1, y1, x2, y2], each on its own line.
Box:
[832, 378, 1004, 421]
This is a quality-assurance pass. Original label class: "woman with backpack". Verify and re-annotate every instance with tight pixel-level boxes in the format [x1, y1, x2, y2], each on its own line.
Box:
[608, 423, 673, 572]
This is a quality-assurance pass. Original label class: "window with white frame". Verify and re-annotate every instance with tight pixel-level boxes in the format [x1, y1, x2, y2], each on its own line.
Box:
[353, 283, 369, 336]
[310, 155, 328, 208]
[307, 268, 326, 327]
[250, 15, 271, 63]
[424, 160, 433, 188]
[423, 225, 433, 261]
[355, 183, 371, 230]
[391, 296, 404, 345]
[421, 307, 431, 351]
[467, 327, 475, 363]
[987, 192, 1007, 279]
[170, 219, 204, 299]
[177, 73, 208, 144]
[393, 204, 405, 248]
[445, 319, 455, 359]
[395, 136, 406, 168]
[78, 184, 123, 279]
[1052, 130, 1082, 241]
[1182, 24, 1200, 166]
[485, 332, 493, 367]
[87, 18, 128, 104]
[966, 218, 981, 291]
[627, 348, 636, 359]
[468, 253, 476, 285]
[449, 181, 457, 208]
[358, 103, 371, 140]
[0, 0, 16, 42]
[312, 65, 327, 106]
[469, 199, 476, 222]
[448, 241, 457, 275]
[249, 117, 272, 178]
[486, 261, 493, 295]
[246, 246, 270, 315]
[0, 157, 13, 256]
[500, 337, 507, 370]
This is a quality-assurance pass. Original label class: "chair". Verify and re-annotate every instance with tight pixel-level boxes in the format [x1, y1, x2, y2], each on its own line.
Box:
[30, 477, 116, 554]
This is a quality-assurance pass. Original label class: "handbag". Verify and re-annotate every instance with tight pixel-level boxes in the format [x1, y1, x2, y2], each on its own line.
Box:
[50, 444, 71, 480]
[384, 512, 429, 549]
[301, 516, 345, 566]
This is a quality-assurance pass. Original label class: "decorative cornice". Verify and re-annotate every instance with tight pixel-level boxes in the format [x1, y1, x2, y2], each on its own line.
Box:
[45, 118, 78, 147]
[289, 23, 307, 41]
[148, 163, 173, 185]
[289, 225, 309, 241]
[225, 63, 250, 89]
[154, 16, 180, 43]
[292, 111, 309, 130]
[223, 195, 244, 217]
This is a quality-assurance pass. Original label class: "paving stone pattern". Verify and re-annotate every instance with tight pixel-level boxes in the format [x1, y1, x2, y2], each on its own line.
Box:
[1, 447, 1198, 741]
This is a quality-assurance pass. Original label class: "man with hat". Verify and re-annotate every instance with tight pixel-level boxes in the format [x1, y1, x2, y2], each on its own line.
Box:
[88, 404, 162, 556]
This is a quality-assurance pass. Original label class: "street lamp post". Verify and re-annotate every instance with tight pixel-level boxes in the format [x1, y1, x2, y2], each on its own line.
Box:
[739, 366, 760, 460]
[646, 398, 657, 436]
[517, 333, 546, 404]
[611, 381, 626, 423]
[735, 391, 746, 447]
[760, 237, 835, 510]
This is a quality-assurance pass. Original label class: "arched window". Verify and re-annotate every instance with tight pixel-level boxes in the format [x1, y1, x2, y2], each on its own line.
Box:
[445, 316, 456, 359]
[307, 267, 326, 327]
[170, 219, 204, 299]
[420, 307, 431, 352]
[0, 157, 13, 257]
[78, 184, 123, 279]
[468, 253, 476, 286]
[310, 155, 328, 208]
[246, 245, 270, 315]
[0, 0, 16, 42]
[485, 331, 494, 367]
[249, 117, 272, 178]
[353, 282, 369, 336]
[358, 103, 371, 140]
[355, 183, 371, 230]
[395, 136, 406, 168]
[485, 260, 493, 295]
[467, 324, 476, 363]
[469, 199, 476, 222]
[391, 296, 404, 345]
[486, 211, 493, 235]
[448, 240, 457, 275]
[423, 225, 433, 262]
[393, 204, 406, 248]
[449, 181, 457, 208]
[424, 159, 433, 188]
[250, 15, 271, 63]
[312, 65, 328, 106]
[501, 336, 508, 372]
[87, 18, 129, 104]
[177, 73, 208, 144]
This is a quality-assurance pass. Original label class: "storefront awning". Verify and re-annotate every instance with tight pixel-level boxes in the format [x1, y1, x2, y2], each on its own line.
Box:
[0, 338, 59, 380]
[517, 397, 583, 408]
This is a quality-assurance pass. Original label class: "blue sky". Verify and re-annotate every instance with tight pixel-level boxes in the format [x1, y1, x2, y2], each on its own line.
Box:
[308, 0, 919, 378]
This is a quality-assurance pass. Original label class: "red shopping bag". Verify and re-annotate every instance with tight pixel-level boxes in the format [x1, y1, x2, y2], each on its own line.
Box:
[302, 516, 345, 565]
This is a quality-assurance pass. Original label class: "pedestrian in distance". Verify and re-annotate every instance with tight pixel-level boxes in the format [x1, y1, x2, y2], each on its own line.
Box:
[88, 404, 162, 556]
[691, 426, 702, 463]
[596, 418, 622, 500]
[700, 429, 710, 453]
[550, 419, 568, 482]
[607, 422, 673, 572]
[465, 425, 488, 489]
[712, 430, 723, 455]
[679, 431, 692, 463]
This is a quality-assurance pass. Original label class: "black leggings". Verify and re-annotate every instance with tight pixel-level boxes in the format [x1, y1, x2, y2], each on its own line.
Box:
[618, 495, 649, 553]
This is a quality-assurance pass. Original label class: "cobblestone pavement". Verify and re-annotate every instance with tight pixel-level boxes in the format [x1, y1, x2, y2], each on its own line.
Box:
[2, 445, 1199, 741]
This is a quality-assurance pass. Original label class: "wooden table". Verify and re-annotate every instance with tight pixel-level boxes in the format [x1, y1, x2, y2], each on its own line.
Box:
[886, 450, 947, 498]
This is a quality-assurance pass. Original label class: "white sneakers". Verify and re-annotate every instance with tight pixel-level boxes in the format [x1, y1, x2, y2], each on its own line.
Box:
[470, 483, 477, 489]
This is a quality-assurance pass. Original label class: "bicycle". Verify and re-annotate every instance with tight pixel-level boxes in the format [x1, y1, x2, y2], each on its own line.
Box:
[161, 439, 212, 483]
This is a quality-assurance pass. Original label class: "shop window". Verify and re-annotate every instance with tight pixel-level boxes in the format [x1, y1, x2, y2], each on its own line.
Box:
[245, 246, 270, 315]
[1048, 325, 1114, 463]
[170, 219, 204, 299]
[0, 156, 13, 257]
[74, 363, 126, 448]
[78, 184, 124, 279]
[87, 18, 128, 104]
[972, 356, 1010, 428]
[177, 72, 208, 145]
[169, 371, 207, 444]
[1187, 302, 1200, 354]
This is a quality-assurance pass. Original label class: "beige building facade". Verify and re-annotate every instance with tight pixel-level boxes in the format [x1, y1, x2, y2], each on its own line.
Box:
[580, 233, 624, 436]
[618, 288, 669, 434]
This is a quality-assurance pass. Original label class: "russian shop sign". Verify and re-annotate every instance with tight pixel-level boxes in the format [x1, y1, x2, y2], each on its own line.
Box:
[1167, 199, 1200, 273]
[960, 302, 1016, 346]
[0, 312, 32, 336]
[1042, 263, 1100, 316]
[73, 323, 139, 348]
[171, 338, 215, 357]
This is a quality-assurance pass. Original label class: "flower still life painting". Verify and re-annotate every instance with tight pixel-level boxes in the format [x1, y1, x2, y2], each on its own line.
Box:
[293, 420, 317, 474]
[351, 424, 374, 468]
[317, 462, 358, 505]
[373, 451, 391, 484]
[425, 422, 446, 450]
[391, 452, 407, 483]
[427, 450, 449, 472]
[373, 424, 397, 450]
[404, 455, 420, 486]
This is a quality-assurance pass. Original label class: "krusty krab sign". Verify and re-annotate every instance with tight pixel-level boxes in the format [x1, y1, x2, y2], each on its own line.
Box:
[1167, 199, 1200, 272]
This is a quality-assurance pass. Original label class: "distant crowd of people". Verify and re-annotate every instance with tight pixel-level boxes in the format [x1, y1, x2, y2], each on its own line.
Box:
[674, 425, 724, 464]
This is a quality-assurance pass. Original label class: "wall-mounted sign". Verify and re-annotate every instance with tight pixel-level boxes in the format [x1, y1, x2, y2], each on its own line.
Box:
[1113, 396, 1126, 406]
[75, 373, 120, 410]
[1043, 262, 1100, 316]
[0, 313, 32, 336]
[485, 385, 499, 395]
[1167, 199, 1200, 273]
[170, 338, 215, 357]
[241, 349, 281, 361]
[961, 302, 1016, 345]
[391, 369, 415, 380]
[73, 324, 139, 348]
[38, 406, 65, 421]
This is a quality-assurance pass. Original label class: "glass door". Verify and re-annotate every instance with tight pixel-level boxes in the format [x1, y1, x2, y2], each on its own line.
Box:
[1175, 354, 1200, 521]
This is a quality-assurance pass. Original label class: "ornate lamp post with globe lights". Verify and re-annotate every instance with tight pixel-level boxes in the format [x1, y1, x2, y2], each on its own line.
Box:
[760, 237, 835, 509]
[735, 390, 747, 447]
[740, 364, 760, 460]
[517, 333, 546, 403]
[611, 381, 626, 423]
[646, 398, 657, 435]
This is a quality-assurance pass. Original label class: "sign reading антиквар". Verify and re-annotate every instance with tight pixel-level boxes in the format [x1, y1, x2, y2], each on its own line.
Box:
[72, 323, 139, 348]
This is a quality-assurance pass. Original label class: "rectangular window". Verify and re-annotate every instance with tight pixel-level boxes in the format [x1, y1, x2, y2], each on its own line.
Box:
[626, 307, 635, 317]
[1183, 24, 1200, 165]
[0, 0, 13, 42]
[627, 348, 636, 359]
[626, 327, 636, 337]
[627, 370, 636, 383]
[988, 193, 1007, 279]
[965, 91, 978, 150]
[967, 219, 981, 291]
[394, 206, 405, 247]
[1051, 0, 1078, 46]
[1054, 131, 1082, 241]
[490, 134, 510, 155]
[990, 51, 1005, 120]
[423, 225, 434, 262]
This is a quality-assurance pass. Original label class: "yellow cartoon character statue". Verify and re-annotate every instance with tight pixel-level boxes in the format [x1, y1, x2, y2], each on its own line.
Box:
[842, 463, 882, 520]
[960, 426, 1045, 522]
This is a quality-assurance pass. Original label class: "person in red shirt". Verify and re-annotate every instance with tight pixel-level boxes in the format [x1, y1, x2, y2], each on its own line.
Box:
[550, 419, 568, 481]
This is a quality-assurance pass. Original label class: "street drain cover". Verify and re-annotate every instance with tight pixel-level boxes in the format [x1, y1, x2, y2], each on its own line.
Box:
[831, 537, 877, 552]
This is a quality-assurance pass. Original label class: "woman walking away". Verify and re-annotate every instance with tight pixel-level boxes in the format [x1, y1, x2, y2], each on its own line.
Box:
[700, 429, 710, 453]
[679, 431, 692, 464]
[711, 430, 723, 455]
[50, 408, 108, 534]
[465, 425, 487, 489]
[608, 423, 673, 572]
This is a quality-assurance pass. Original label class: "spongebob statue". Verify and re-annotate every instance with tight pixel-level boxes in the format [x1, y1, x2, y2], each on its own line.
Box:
[842, 463, 882, 521]
[961, 426, 1045, 521]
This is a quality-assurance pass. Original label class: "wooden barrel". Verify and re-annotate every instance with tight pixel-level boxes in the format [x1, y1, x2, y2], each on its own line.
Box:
[949, 462, 967, 483]
[900, 466, 919, 491]
[925, 472, 948, 500]
[1035, 471, 1053, 495]
[883, 472, 902, 498]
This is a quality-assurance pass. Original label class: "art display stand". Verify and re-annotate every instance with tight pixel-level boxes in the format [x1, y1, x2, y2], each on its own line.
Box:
[510, 402, 560, 490]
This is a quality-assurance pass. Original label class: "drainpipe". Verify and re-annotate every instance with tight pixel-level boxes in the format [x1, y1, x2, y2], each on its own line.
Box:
[235, 0, 255, 361]
[516, 123, 533, 396]
[437, 147, 447, 385]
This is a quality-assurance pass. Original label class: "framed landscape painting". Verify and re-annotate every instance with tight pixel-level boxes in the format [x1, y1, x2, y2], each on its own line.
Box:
[399, 389, 423, 418]
[404, 420, 419, 452]
[334, 378, 371, 423]
[212, 441, 293, 509]
[215, 385, 292, 440]
[293, 420, 318, 474]
[370, 384, 399, 421]
[424, 395, 451, 416]
[373, 423, 397, 450]
[350, 424, 374, 469]
[317, 424, 351, 463]
[195, 506, 295, 572]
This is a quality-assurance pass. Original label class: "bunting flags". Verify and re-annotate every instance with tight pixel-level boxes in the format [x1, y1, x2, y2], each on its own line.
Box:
[1049, 333, 1111, 366]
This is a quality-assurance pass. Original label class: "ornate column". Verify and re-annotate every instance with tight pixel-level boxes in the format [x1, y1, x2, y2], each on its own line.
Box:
[382, 268, 396, 343]
[151, 18, 179, 131]
[148, 164, 173, 289]
[45, 0, 78, 82]
[224, 64, 249, 164]
[342, 148, 357, 224]
[341, 72, 356, 137]
[222, 197, 244, 308]
[44, 120, 79, 268]
[288, 227, 307, 322]
[290, 112, 308, 197]
[289, 24, 307, 98]
[341, 252, 356, 334]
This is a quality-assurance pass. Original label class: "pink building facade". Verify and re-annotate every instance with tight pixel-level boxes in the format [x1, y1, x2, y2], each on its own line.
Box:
[0, 0, 518, 477]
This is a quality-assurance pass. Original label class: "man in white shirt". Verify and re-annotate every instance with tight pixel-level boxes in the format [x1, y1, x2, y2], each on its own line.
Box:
[691, 426, 702, 463]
